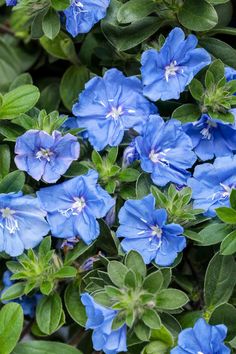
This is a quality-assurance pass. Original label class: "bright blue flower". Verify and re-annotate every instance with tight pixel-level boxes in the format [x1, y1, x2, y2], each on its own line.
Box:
[122, 140, 140, 168]
[117, 194, 186, 266]
[72, 68, 157, 151]
[81, 293, 127, 354]
[188, 156, 236, 216]
[0, 192, 50, 257]
[1, 271, 41, 317]
[171, 318, 230, 354]
[225, 66, 236, 82]
[64, 0, 110, 37]
[15, 130, 80, 184]
[6, 0, 17, 5]
[135, 115, 196, 186]
[183, 111, 236, 161]
[37, 170, 114, 244]
[141, 27, 211, 101]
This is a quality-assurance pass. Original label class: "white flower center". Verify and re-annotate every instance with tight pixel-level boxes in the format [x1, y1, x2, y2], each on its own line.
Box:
[165, 61, 182, 82]
[0, 208, 19, 234]
[149, 149, 170, 165]
[36, 148, 53, 162]
[151, 225, 162, 238]
[200, 120, 218, 140]
[59, 197, 86, 217]
[220, 183, 233, 198]
[106, 106, 124, 120]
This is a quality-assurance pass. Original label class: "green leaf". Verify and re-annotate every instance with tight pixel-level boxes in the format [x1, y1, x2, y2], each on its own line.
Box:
[171, 104, 200, 123]
[101, 0, 165, 51]
[136, 173, 153, 199]
[0, 85, 40, 119]
[1, 282, 25, 301]
[156, 289, 189, 310]
[143, 271, 163, 294]
[142, 309, 161, 329]
[207, 59, 225, 83]
[0, 171, 25, 193]
[210, 303, 236, 341]
[64, 281, 87, 327]
[36, 293, 63, 335]
[0, 303, 24, 354]
[199, 37, 236, 69]
[40, 32, 70, 60]
[51, 0, 70, 11]
[125, 250, 146, 279]
[0, 145, 10, 180]
[216, 207, 236, 224]
[108, 261, 128, 287]
[189, 79, 204, 101]
[220, 230, 236, 255]
[12, 341, 83, 354]
[60, 65, 90, 110]
[124, 269, 137, 289]
[119, 168, 140, 182]
[143, 341, 169, 354]
[198, 223, 232, 246]
[9, 73, 33, 91]
[204, 252, 236, 308]
[42, 8, 60, 40]
[178, 0, 218, 31]
[64, 240, 94, 265]
[230, 189, 236, 209]
[134, 321, 151, 341]
[151, 325, 174, 346]
[54, 266, 77, 278]
[117, 0, 157, 24]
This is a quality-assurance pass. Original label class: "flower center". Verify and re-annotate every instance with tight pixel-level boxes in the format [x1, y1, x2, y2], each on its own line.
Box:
[58, 197, 86, 218]
[0, 208, 19, 234]
[149, 149, 169, 165]
[165, 61, 182, 82]
[151, 225, 162, 238]
[220, 183, 234, 198]
[106, 106, 124, 120]
[36, 148, 53, 162]
[200, 120, 218, 140]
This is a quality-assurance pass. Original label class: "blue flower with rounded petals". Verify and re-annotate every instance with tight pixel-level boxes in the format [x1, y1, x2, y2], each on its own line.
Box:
[171, 318, 230, 354]
[1, 271, 41, 317]
[0, 192, 50, 257]
[37, 170, 114, 244]
[117, 194, 186, 266]
[188, 156, 236, 216]
[183, 111, 236, 161]
[6, 0, 17, 5]
[15, 130, 80, 184]
[141, 27, 211, 101]
[72, 68, 157, 151]
[64, 0, 110, 37]
[81, 293, 127, 354]
[135, 115, 197, 186]
[225, 66, 236, 82]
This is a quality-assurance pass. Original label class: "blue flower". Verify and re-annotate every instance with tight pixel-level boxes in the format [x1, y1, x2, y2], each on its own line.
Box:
[72, 68, 157, 151]
[1, 271, 41, 317]
[37, 170, 114, 244]
[64, 0, 110, 37]
[117, 194, 186, 266]
[135, 115, 196, 186]
[141, 27, 211, 101]
[0, 192, 50, 257]
[81, 293, 127, 354]
[225, 66, 236, 82]
[15, 130, 80, 184]
[122, 140, 140, 168]
[171, 318, 230, 354]
[188, 156, 236, 216]
[183, 112, 236, 161]
[6, 0, 17, 5]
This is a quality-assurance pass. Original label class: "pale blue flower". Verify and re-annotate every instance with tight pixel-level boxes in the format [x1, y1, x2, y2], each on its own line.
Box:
[141, 27, 211, 101]
[37, 170, 114, 244]
[0, 192, 50, 257]
[171, 318, 230, 354]
[81, 293, 127, 354]
[72, 69, 157, 151]
[15, 130, 80, 184]
[117, 194, 186, 266]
